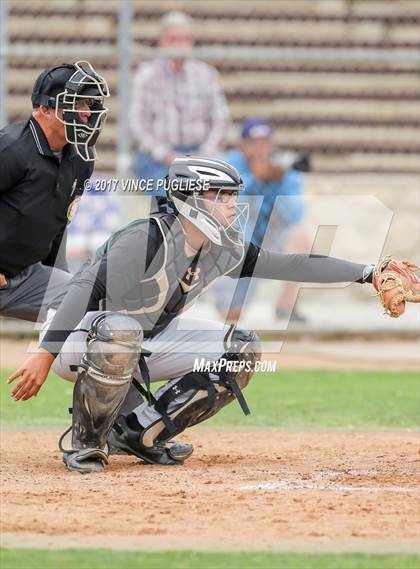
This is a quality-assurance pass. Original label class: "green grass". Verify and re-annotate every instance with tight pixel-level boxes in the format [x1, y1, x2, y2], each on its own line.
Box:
[1, 549, 419, 569]
[0, 370, 74, 428]
[1, 368, 418, 430]
[209, 370, 420, 429]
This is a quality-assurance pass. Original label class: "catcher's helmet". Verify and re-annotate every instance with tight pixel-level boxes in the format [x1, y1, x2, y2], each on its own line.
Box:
[166, 156, 249, 247]
[31, 61, 110, 161]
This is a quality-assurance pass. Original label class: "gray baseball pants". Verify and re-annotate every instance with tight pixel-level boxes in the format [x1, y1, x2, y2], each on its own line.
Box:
[0, 263, 72, 322]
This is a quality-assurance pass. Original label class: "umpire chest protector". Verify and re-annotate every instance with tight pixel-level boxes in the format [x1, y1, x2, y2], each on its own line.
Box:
[123, 213, 244, 336]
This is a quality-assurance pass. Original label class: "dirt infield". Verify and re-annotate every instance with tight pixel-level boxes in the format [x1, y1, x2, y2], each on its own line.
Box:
[1, 430, 419, 552]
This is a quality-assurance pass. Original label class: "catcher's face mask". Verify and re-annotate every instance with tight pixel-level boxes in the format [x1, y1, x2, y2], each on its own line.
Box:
[168, 157, 249, 247]
[171, 188, 249, 248]
[55, 61, 110, 162]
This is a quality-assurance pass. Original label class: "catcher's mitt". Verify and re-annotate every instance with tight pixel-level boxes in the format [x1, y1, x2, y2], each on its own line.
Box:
[372, 256, 420, 318]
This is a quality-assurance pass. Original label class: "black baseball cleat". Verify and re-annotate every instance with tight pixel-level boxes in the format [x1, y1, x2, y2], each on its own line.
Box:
[108, 416, 194, 465]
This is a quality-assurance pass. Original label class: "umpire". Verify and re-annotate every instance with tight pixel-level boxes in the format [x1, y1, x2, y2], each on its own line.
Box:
[0, 61, 109, 321]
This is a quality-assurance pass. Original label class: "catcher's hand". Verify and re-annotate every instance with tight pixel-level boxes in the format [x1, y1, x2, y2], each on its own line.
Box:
[372, 256, 420, 318]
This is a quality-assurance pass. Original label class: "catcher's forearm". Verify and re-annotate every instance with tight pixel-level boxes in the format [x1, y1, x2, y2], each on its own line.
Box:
[251, 250, 372, 283]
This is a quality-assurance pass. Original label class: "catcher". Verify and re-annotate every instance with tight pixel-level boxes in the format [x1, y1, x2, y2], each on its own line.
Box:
[7, 157, 420, 474]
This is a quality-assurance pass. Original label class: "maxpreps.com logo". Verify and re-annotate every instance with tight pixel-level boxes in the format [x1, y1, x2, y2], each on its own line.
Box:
[193, 358, 277, 373]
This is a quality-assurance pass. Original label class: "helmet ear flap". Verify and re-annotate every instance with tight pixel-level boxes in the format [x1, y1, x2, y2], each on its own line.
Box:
[156, 176, 175, 214]
[163, 174, 170, 191]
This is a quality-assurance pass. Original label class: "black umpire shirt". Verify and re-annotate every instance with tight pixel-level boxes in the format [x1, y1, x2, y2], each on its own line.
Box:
[0, 116, 93, 276]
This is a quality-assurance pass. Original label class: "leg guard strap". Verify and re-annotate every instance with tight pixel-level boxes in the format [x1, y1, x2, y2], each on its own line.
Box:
[218, 365, 250, 415]
[153, 372, 218, 435]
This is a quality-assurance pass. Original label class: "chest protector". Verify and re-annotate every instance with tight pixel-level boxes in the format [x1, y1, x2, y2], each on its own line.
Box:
[122, 213, 244, 337]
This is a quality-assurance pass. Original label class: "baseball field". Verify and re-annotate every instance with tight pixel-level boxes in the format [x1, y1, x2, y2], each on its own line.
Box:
[1, 339, 419, 569]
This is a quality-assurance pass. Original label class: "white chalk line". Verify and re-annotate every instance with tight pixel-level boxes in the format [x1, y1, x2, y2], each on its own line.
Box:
[239, 470, 419, 494]
[314, 469, 378, 479]
[239, 480, 418, 493]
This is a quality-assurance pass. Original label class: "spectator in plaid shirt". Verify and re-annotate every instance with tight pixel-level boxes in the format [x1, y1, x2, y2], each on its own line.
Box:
[130, 11, 230, 197]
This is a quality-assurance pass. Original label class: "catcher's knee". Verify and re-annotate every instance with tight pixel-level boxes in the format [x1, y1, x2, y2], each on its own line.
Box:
[222, 325, 261, 390]
[85, 312, 143, 378]
[60, 312, 143, 460]
[135, 325, 261, 448]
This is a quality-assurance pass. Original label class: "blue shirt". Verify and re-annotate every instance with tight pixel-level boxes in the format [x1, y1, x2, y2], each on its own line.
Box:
[221, 148, 305, 245]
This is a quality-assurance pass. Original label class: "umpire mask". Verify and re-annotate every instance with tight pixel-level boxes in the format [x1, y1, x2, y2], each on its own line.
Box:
[55, 61, 110, 161]
[32, 61, 110, 161]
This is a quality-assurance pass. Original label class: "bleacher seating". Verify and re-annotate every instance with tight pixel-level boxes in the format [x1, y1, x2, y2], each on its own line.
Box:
[5, 0, 420, 173]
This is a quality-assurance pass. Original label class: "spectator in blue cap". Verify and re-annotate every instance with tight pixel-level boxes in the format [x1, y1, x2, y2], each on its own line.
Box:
[213, 117, 310, 322]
